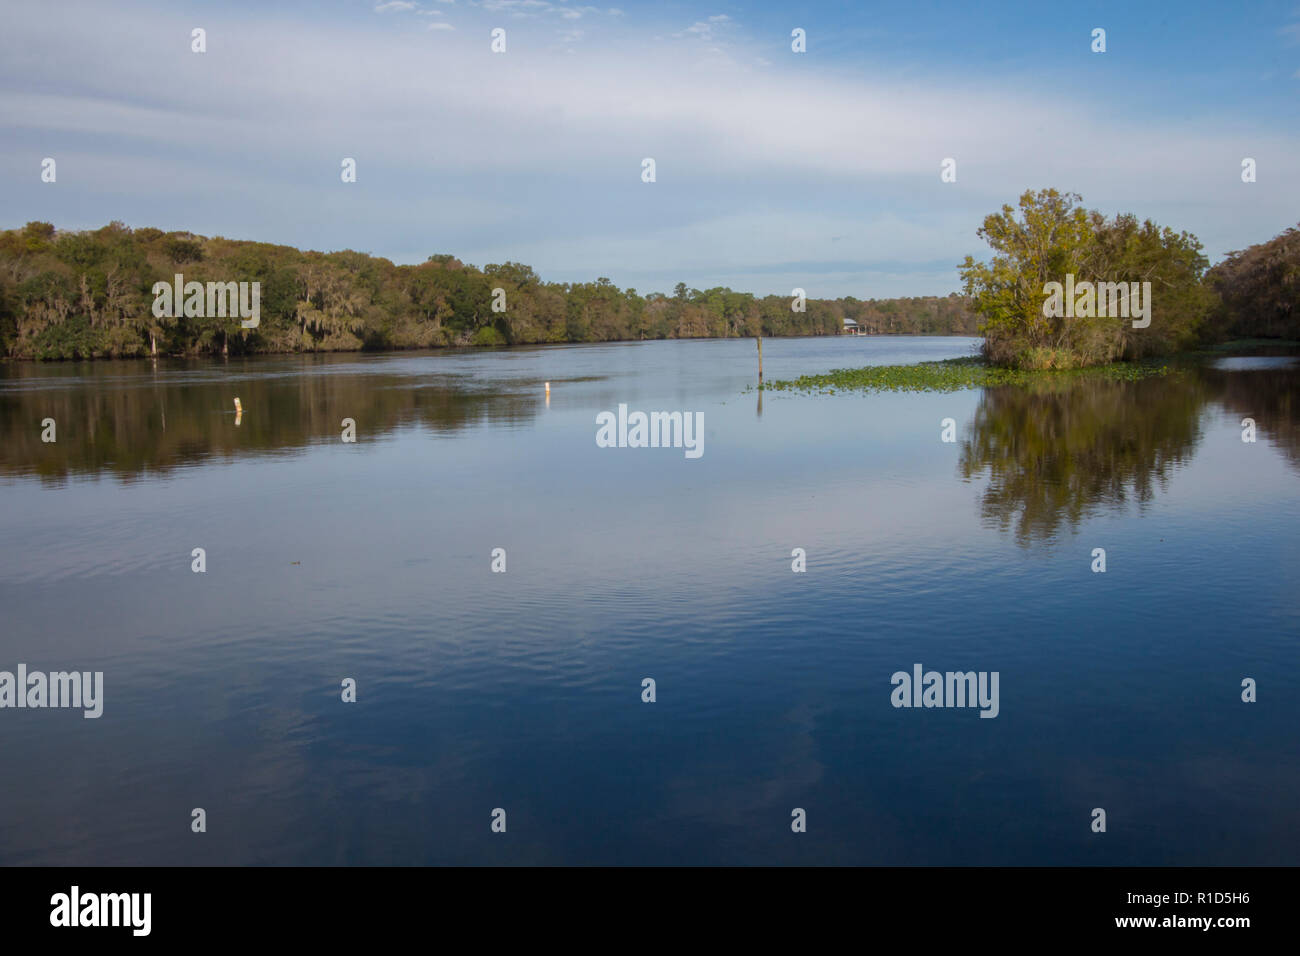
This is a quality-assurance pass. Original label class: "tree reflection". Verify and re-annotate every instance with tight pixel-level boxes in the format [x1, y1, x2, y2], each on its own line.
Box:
[958, 373, 1208, 545]
[1201, 360, 1300, 473]
[0, 354, 544, 482]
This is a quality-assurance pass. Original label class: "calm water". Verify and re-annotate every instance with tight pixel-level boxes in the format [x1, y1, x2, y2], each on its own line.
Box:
[1, 336, 1297, 865]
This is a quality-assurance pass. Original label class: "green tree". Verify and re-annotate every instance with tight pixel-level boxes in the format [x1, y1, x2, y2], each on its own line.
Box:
[960, 189, 1212, 368]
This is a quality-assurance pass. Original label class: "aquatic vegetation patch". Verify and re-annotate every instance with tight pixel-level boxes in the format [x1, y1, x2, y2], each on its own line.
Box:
[761, 356, 1176, 395]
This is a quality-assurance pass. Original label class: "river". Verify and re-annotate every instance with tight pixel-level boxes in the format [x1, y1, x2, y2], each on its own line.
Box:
[1, 336, 1296, 864]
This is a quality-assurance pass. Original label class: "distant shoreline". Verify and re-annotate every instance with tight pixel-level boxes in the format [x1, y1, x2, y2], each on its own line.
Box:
[0, 223, 979, 361]
[0, 329, 982, 364]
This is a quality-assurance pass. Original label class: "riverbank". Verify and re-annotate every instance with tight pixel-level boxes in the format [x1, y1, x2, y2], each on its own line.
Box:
[0, 329, 968, 363]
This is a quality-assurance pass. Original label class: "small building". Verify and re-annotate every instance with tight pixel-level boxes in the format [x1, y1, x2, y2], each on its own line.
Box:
[843, 318, 865, 336]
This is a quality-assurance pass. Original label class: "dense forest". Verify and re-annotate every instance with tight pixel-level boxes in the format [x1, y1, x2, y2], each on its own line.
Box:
[1206, 225, 1299, 341]
[0, 221, 978, 360]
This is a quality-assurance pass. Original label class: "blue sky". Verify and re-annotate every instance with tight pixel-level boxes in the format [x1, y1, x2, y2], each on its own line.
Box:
[2, 0, 1297, 297]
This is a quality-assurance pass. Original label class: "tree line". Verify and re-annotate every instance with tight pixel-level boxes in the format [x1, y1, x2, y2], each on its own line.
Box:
[1205, 223, 1299, 341]
[0, 221, 978, 360]
[5, 204, 1293, 365]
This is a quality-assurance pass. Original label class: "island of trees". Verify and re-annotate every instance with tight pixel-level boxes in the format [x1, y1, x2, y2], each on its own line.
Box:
[0, 221, 976, 360]
[961, 189, 1298, 369]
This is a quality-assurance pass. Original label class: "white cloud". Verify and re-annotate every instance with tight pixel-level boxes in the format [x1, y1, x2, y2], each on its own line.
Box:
[479, 0, 551, 14]
[374, 1, 417, 12]
[676, 15, 736, 43]
[476, 0, 601, 18]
